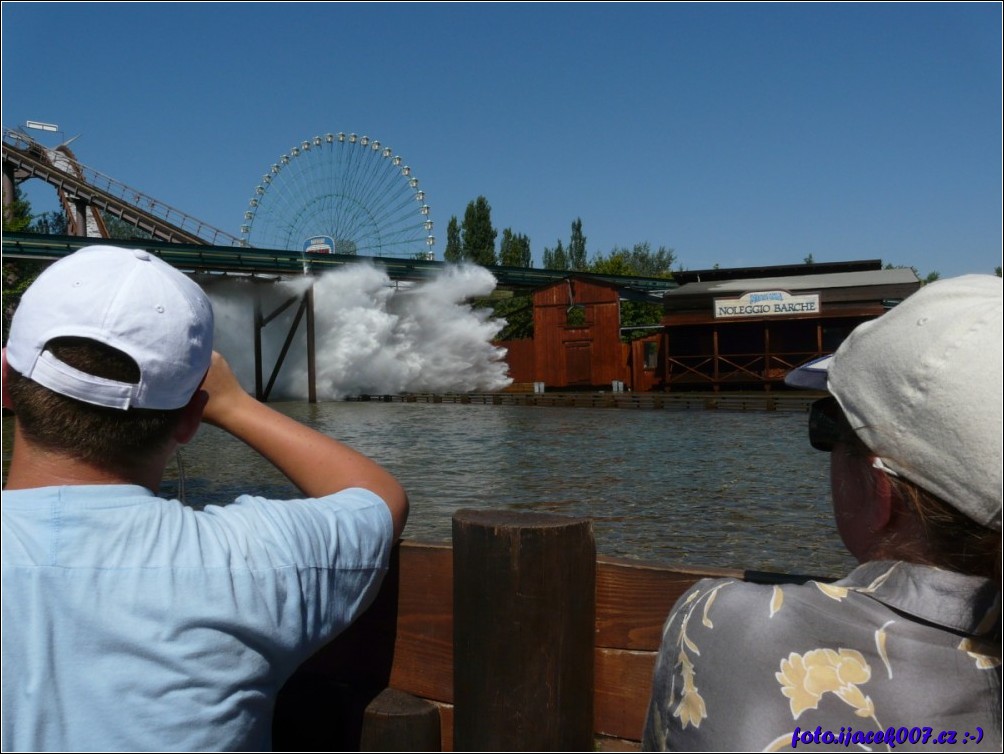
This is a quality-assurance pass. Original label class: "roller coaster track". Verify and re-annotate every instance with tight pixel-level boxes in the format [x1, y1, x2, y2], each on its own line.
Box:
[2, 128, 241, 247]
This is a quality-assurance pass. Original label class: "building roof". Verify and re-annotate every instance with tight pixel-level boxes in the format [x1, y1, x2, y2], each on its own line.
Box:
[664, 267, 922, 310]
[672, 259, 883, 284]
[667, 267, 919, 296]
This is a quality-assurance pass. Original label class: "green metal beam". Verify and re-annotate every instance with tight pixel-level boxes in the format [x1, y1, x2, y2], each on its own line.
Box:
[1, 232, 677, 293]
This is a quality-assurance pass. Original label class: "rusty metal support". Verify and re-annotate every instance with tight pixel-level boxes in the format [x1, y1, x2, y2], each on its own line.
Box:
[306, 284, 317, 403]
[252, 283, 317, 403]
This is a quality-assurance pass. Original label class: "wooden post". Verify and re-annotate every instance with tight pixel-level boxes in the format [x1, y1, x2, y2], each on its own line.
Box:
[452, 509, 595, 752]
[361, 688, 441, 752]
[72, 198, 88, 237]
[254, 298, 264, 401]
[306, 283, 317, 404]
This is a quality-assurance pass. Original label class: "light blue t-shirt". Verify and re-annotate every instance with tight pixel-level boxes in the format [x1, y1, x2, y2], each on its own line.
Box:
[1, 484, 393, 752]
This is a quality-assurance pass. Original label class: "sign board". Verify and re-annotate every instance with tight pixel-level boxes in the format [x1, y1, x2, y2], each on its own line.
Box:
[714, 290, 820, 319]
[303, 236, 335, 255]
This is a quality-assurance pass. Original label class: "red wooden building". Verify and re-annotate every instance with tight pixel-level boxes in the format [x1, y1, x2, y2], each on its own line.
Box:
[498, 261, 921, 392]
[499, 275, 667, 392]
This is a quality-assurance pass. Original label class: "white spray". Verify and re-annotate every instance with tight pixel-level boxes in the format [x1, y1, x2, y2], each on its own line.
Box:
[206, 262, 512, 400]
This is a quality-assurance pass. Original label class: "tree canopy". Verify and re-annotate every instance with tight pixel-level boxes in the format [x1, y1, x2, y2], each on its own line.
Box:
[2, 186, 49, 344]
[589, 242, 676, 279]
[542, 239, 568, 271]
[3, 184, 33, 233]
[461, 196, 497, 266]
[499, 228, 532, 267]
[568, 218, 587, 271]
[443, 215, 462, 263]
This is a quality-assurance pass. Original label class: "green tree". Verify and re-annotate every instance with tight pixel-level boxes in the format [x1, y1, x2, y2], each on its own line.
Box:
[627, 242, 676, 277]
[2, 185, 48, 344]
[491, 293, 534, 340]
[3, 184, 33, 232]
[461, 196, 497, 266]
[542, 239, 569, 271]
[590, 242, 676, 279]
[31, 209, 68, 235]
[444, 216, 462, 263]
[589, 242, 675, 342]
[2, 257, 48, 345]
[499, 228, 532, 267]
[568, 218, 587, 271]
[499, 228, 514, 265]
[883, 263, 943, 285]
[101, 212, 143, 240]
[618, 298, 664, 341]
[589, 250, 635, 276]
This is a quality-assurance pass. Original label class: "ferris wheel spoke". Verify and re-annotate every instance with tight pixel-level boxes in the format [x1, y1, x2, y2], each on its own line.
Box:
[242, 131, 432, 258]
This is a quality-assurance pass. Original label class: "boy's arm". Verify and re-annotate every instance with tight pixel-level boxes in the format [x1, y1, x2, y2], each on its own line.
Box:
[198, 352, 408, 540]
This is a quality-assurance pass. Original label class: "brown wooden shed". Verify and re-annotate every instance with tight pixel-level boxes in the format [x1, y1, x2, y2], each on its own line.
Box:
[531, 277, 624, 388]
[498, 276, 669, 391]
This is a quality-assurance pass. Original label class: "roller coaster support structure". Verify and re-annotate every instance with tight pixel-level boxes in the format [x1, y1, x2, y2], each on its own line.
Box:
[253, 282, 317, 404]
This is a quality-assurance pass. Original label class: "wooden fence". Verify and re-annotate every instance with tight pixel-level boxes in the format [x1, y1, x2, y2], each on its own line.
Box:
[273, 509, 829, 752]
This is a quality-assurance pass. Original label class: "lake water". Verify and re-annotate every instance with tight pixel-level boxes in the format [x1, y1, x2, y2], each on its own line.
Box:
[2, 402, 858, 577]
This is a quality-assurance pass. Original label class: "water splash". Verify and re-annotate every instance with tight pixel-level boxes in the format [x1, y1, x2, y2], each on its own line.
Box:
[206, 262, 512, 400]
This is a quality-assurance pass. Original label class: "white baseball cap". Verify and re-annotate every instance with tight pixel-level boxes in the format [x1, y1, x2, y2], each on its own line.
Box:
[786, 274, 1003, 532]
[6, 245, 214, 410]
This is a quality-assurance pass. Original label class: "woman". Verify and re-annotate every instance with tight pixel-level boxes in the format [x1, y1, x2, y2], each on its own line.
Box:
[643, 275, 1001, 751]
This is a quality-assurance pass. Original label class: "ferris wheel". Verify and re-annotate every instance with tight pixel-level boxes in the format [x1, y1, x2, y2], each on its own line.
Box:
[239, 132, 435, 258]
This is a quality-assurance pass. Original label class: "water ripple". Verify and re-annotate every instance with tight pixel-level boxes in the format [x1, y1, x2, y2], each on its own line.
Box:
[3, 403, 856, 578]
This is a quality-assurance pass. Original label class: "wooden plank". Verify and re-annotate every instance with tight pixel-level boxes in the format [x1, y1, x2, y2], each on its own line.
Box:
[436, 701, 454, 752]
[596, 734, 644, 752]
[594, 647, 658, 742]
[388, 542, 454, 703]
[291, 540, 454, 704]
[595, 557, 742, 651]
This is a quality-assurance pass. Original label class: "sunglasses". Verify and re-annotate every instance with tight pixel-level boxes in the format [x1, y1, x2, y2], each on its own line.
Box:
[808, 397, 846, 452]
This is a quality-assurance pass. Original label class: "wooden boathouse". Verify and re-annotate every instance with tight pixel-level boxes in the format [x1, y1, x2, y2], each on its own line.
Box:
[658, 261, 921, 391]
[498, 275, 673, 394]
[498, 260, 921, 393]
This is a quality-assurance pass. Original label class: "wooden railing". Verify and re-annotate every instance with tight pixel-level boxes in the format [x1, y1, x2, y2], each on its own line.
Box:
[665, 351, 825, 388]
[273, 510, 831, 751]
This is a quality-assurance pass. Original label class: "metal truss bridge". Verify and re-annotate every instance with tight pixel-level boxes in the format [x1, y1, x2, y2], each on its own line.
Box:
[1, 231, 674, 296]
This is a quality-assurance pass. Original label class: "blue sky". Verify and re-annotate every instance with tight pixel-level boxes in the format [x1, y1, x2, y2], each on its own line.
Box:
[3, 2, 1001, 278]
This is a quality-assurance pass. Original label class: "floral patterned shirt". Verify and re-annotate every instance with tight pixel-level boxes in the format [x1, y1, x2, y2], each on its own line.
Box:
[643, 561, 1001, 751]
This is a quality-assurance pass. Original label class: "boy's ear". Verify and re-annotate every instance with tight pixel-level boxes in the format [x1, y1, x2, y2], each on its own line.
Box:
[173, 389, 209, 445]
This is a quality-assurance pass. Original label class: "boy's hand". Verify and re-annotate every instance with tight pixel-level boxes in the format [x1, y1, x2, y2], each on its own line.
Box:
[199, 352, 253, 428]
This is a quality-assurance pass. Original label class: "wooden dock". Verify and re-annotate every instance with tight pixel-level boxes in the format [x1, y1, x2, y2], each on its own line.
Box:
[354, 390, 817, 412]
[273, 510, 832, 752]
